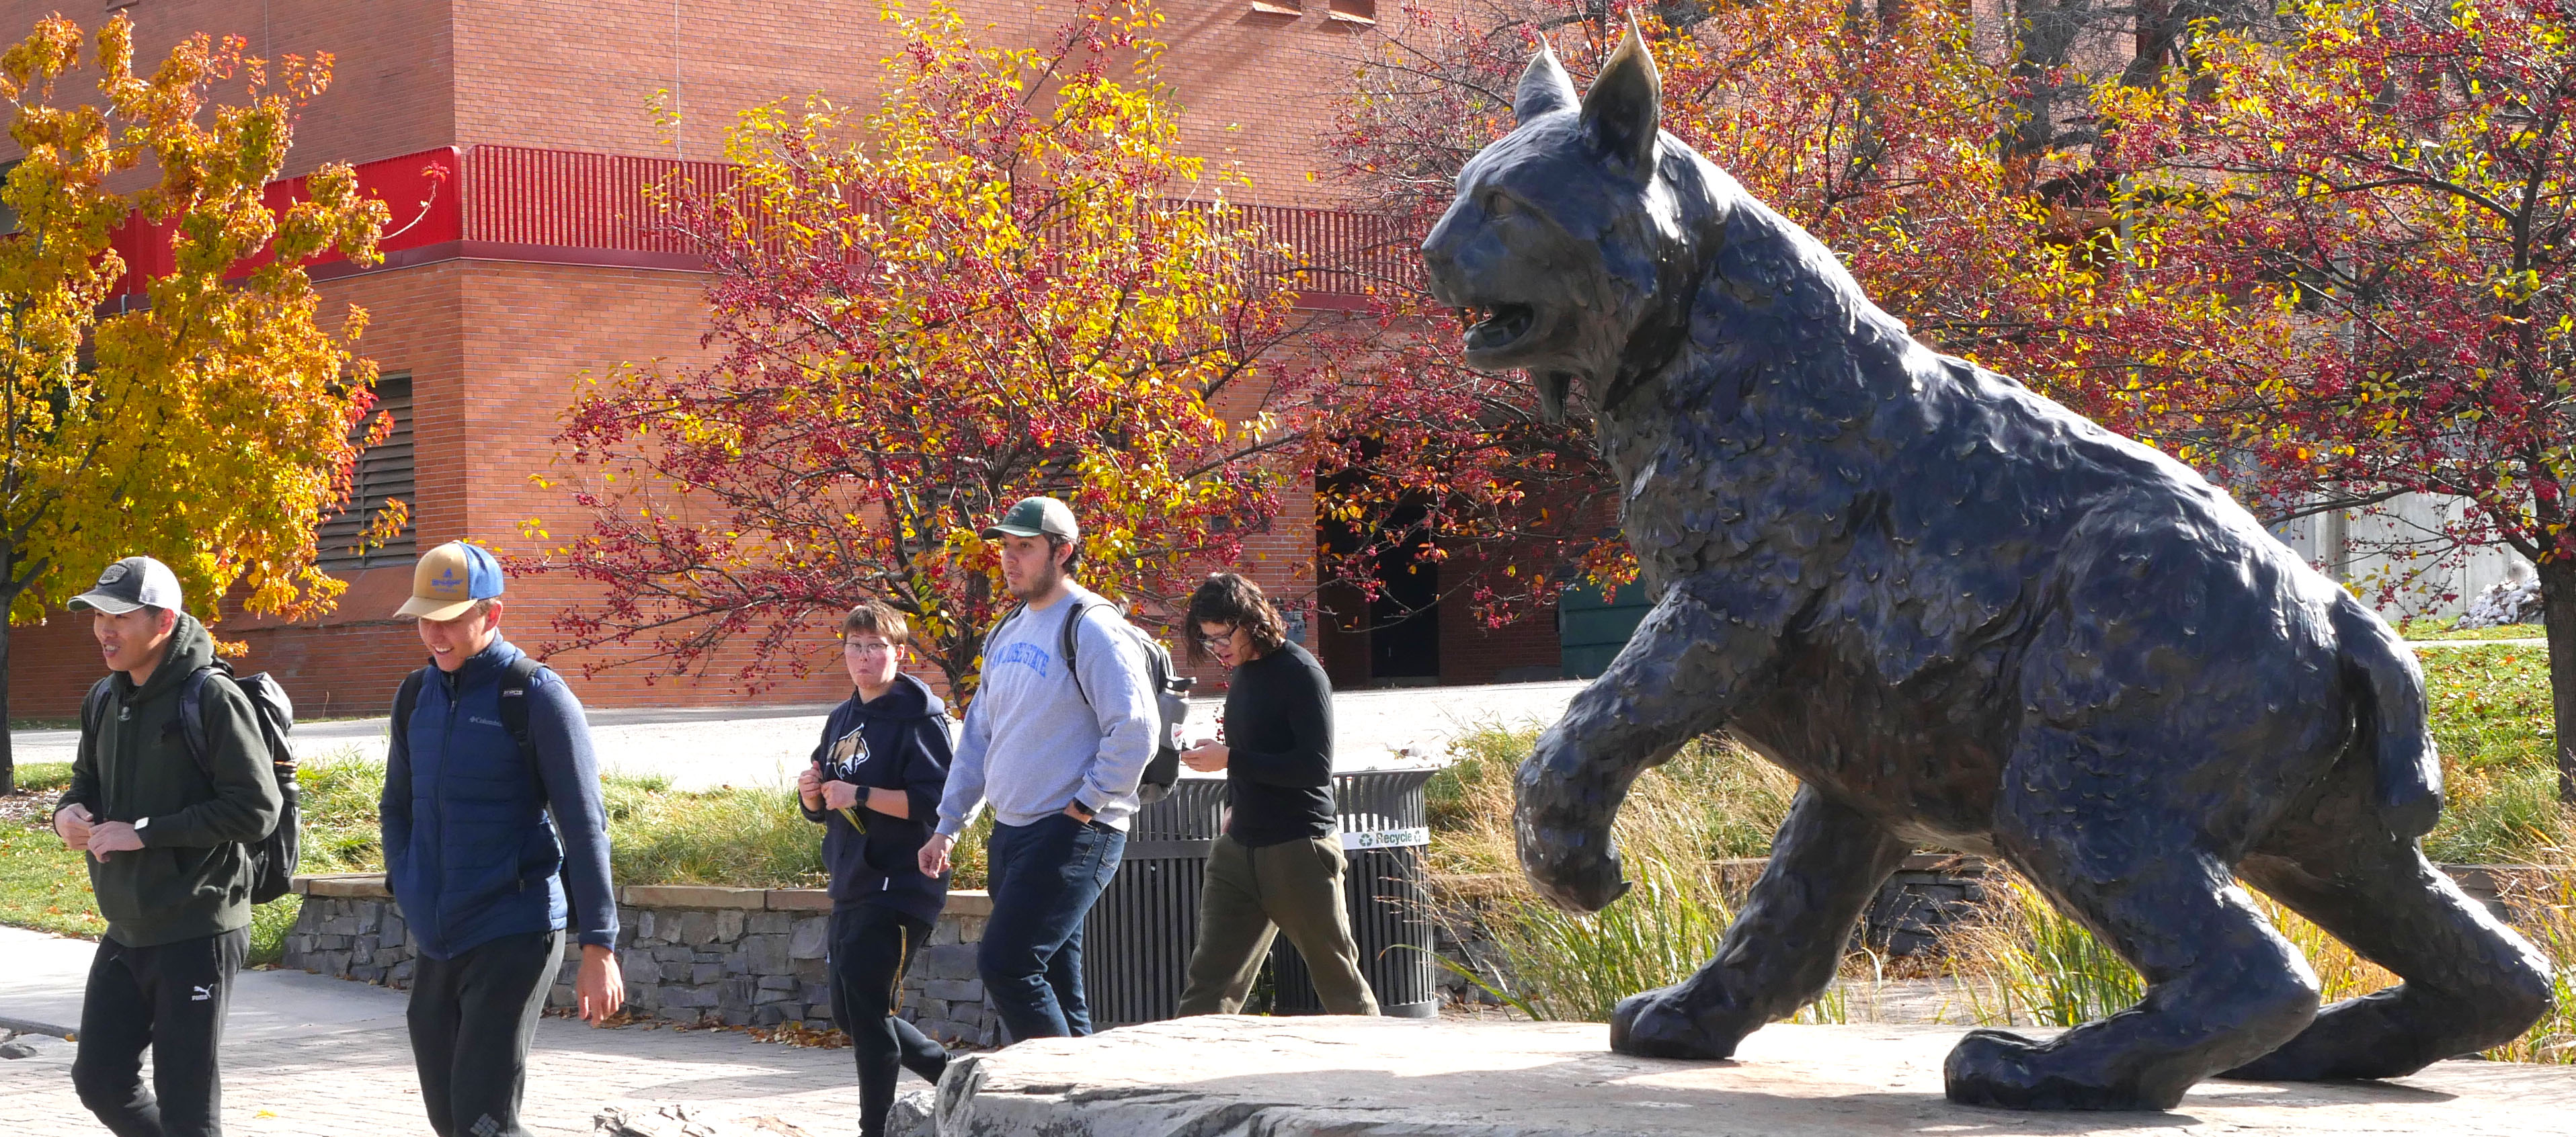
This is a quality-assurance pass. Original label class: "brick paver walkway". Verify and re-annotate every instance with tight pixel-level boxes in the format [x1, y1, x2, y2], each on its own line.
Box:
[0, 1005, 889, 1136]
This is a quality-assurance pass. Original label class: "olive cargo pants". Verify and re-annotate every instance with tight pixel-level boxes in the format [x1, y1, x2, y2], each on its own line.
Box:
[1177, 833, 1379, 1016]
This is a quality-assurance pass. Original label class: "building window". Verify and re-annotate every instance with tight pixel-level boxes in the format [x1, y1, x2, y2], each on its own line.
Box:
[1327, 0, 1375, 24]
[318, 374, 416, 572]
[0, 159, 19, 235]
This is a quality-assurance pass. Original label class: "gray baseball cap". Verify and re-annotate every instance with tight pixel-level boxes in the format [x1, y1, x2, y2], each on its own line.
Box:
[68, 556, 184, 615]
[979, 497, 1079, 542]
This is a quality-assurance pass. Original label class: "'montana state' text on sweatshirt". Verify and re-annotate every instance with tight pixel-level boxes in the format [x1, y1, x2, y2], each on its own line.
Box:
[936, 583, 1158, 835]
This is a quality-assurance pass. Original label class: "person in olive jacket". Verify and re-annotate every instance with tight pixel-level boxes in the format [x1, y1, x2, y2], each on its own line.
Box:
[795, 600, 953, 1137]
[52, 556, 282, 1137]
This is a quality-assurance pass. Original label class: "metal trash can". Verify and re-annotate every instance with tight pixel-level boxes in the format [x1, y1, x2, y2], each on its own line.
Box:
[1080, 776, 1227, 1027]
[1082, 768, 1441, 1027]
[1264, 769, 1440, 1019]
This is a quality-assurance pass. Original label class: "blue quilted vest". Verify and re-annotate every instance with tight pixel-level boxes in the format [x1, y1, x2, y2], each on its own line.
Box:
[388, 640, 567, 960]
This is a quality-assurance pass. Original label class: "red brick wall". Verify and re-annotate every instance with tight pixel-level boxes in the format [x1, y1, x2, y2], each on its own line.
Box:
[0, 0, 454, 176]
[450, 0, 1381, 206]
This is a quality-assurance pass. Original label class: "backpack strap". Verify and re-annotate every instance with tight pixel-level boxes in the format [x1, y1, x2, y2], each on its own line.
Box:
[177, 666, 221, 774]
[1059, 598, 1101, 708]
[392, 667, 429, 749]
[497, 656, 545, 804]
[80, 677, 114, 738]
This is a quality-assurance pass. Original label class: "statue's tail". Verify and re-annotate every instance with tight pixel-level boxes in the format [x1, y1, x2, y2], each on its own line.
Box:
[2331, 592, 2442, 838]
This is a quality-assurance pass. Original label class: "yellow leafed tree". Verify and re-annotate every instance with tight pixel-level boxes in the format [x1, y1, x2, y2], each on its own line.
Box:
[0, 16, 396, 792]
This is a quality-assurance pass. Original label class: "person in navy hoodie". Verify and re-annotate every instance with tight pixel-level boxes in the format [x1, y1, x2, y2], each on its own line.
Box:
[795, 599, 954, 1137]
[380, 540, 622, 1137]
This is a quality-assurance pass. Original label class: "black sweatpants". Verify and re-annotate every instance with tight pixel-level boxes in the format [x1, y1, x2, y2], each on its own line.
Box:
[406, 929, 562, 1137]
[828, 904, 949, 1137]
[72, 928, 249, 1137]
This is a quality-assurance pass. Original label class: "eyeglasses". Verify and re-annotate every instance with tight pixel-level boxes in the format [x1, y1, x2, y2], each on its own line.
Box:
[1194, 627, 1236, 650]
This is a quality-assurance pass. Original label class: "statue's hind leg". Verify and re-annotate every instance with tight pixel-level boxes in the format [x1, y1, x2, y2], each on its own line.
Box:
[1948, 730, 2323, 1111]
[2227, 795, 2552, 1080]
[1611, 786, 1906, 1059]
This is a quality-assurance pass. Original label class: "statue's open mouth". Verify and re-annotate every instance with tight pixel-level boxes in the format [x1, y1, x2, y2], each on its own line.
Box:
[1461, 303, 1537, 352]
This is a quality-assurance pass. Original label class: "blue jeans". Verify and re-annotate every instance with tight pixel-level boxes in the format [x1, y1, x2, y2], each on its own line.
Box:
[979, 812, 1125, 1042]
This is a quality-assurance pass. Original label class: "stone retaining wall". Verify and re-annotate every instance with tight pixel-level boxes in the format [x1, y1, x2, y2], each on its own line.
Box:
[281, 876, 1000, 1046]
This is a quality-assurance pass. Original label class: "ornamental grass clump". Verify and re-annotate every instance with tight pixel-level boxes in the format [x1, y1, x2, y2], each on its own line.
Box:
[1424, 726, 1798, 1021]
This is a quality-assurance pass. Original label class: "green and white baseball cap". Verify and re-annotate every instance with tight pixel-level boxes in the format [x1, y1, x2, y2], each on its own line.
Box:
[979, 497, 1079, 542]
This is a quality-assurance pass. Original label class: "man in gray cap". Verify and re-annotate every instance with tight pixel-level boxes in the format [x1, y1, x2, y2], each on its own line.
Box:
[51, 556, 282, 1137]
[919, 497, 1158, 1042]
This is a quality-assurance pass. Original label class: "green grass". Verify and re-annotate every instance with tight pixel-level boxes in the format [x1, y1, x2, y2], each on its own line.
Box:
[2399, 618, 2550, 641]
[2421, 644, 2571, 864]
[0, 820, 110, 940]
[14, 761, 74, 792]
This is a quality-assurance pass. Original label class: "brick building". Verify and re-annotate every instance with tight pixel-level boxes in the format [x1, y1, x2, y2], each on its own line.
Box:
[3, 0, 1585, 718]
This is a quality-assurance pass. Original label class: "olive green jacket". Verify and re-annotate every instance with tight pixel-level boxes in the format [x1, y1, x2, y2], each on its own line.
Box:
[55, 613, 280, 947]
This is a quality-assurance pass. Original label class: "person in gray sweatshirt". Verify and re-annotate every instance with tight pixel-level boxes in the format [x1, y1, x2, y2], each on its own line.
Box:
[919, 497, 1158, 1041]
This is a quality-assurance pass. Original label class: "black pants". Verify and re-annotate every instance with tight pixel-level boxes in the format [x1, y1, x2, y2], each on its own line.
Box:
[828, 905, 949, 1137]
[72, 928, 248, 1137]
[406, 929, 561, 1137]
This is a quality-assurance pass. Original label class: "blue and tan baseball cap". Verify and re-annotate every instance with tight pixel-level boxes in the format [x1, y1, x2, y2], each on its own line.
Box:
[395, 541, 505, 621]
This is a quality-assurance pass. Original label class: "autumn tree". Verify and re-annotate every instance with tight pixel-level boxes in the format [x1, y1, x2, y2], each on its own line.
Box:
[2084, 0, 2576, 798]
[526, 0, 1299, 695]
[0, 16, 395, 793]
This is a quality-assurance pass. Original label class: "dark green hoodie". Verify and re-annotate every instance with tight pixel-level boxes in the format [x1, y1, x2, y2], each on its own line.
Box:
[54, 612, 282, 947]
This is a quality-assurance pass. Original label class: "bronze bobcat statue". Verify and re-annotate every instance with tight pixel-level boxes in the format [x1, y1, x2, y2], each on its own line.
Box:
[1420, 24, 2552, 1111]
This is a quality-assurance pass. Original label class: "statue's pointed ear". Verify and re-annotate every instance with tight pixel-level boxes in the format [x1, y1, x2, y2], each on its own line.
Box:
[1580, 17, 1661, 170]
[1515, 40, 1579, 125]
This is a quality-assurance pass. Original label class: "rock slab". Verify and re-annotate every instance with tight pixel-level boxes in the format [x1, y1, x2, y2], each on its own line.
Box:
[911, 1016, 2576, 1137]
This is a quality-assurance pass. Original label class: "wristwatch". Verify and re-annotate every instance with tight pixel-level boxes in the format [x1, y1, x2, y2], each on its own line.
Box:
[134, 816, 151, 841]
[1069, 800, 1096, 820]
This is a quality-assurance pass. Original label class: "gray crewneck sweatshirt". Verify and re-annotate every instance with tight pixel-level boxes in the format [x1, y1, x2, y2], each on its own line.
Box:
[936, 583, 1159, 834]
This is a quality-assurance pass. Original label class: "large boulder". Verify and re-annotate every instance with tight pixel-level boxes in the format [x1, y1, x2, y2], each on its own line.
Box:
[909, 1016, 2573, 1136]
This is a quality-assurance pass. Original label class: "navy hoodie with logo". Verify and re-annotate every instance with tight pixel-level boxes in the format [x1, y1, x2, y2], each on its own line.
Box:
[801, 672, 953, 925]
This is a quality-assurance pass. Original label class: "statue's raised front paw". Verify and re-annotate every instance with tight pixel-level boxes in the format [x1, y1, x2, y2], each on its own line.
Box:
[1517, 823, 1631, 913]
[1608, 985, 1751, 1060]
[1943, 1029, 2180, 1112]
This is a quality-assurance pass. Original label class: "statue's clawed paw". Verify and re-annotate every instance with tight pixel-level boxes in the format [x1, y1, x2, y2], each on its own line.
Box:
[1517, 820, 1631, 914]
[1608, 986, 1750, 1060]
[1943, 1029, 2179, 1112]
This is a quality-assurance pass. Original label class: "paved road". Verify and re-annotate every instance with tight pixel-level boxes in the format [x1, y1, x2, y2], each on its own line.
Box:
[12, 680, 1588, 790]
[0, 927, 877, 1136]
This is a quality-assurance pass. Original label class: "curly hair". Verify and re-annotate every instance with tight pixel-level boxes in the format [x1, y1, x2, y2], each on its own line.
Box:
[1184, 573, 1288, 663]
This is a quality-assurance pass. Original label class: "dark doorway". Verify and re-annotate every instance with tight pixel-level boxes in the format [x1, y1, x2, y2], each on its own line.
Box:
[1369, 509, 1440, 681]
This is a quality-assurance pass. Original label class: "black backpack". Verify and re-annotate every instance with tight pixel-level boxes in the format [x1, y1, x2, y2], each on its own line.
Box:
[996, 596, 1194, 804]
[391, 655, 546, 788]
[83, 661, 302, 905]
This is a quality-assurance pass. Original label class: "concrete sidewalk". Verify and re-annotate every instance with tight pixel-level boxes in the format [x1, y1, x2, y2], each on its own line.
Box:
[13, 679, 1586, 790]
[0, 927, 881, 1135]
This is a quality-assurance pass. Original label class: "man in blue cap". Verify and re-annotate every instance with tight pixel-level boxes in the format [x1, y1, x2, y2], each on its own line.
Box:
[382, 540, 622, 1137]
